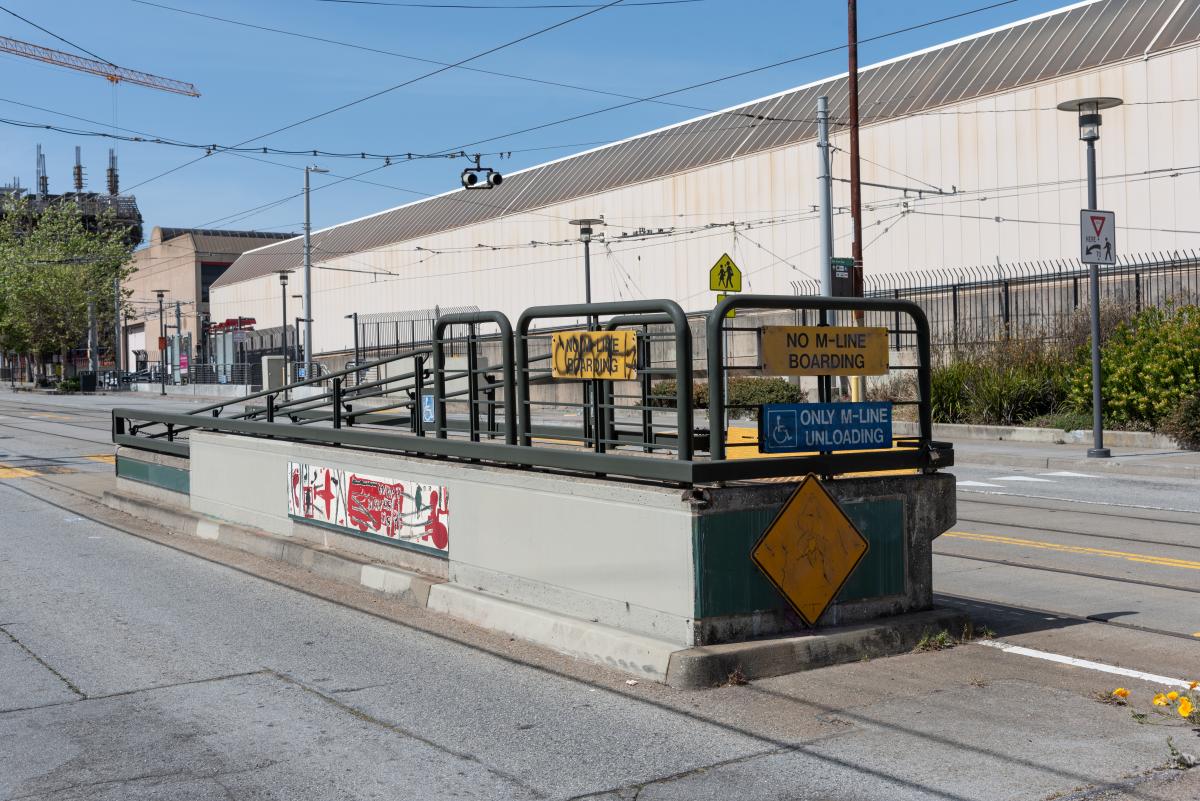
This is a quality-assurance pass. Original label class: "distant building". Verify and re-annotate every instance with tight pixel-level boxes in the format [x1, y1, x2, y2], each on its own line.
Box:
[124, 227, 295, 372]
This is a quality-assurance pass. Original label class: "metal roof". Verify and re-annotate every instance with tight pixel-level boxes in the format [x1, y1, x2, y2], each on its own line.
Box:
[215, 0, 1199, 289]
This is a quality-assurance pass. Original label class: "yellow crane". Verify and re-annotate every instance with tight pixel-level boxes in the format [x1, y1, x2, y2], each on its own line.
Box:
[0, 34, 198, 96]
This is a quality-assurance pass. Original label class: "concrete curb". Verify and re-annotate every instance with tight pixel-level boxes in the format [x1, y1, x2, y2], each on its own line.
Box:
[894, 420, 1182, 450]
[101, 490, 439, 608]
[665, 608, 969, 689]
[951, 451, 1200, 480]
[428, 585, 678, 683]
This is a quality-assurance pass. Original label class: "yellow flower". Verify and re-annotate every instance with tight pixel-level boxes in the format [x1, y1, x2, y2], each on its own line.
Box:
[1168, 691, 1180, 701]
[1179, 697, 1194, 718]
[1112, 687, 1129, 699]
[1153, 693, 1170, 707]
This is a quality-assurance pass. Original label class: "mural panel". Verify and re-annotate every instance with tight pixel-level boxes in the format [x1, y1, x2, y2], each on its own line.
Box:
[287, 462, 449, 555]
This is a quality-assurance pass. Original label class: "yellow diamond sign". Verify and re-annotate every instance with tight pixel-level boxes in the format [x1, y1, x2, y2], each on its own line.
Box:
[751, 474, 869, 626]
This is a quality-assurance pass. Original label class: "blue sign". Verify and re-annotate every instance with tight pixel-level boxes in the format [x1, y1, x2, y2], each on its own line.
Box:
[758, 401, 893, 453]
[421, 393, 436, 424]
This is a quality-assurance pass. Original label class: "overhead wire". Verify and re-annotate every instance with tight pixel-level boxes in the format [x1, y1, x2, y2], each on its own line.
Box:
[125, 0, 629, 192]
[315, 0, 697, 6]
[0, 4, 113, 64]
[130, 0, 711, 117]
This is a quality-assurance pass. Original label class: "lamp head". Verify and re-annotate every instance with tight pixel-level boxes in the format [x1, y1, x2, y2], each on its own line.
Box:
[1056, 97, 1122, 142]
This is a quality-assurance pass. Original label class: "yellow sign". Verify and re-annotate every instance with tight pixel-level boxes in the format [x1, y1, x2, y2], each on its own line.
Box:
[716, 292, 736, 318]
[751, 475, 869, 626]
[761, 326, 888, 376]
[551, 329, 637, 380]
[709, 253, 742, 292]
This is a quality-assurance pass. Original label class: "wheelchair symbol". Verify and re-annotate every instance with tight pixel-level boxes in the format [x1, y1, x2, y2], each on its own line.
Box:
[769, 410, 797, 447]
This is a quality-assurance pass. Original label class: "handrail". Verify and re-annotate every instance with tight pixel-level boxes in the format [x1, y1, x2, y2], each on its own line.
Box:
[433, 311, 516, 445]
[515, 300, 692, 460]
[707, 294, 933, 460]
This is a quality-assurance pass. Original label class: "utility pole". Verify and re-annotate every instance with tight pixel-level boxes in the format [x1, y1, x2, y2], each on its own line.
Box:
[816, 96, 834, 298]
[278, 271, 290, 387]
[154, 290, 167, 396]
[174, 301, 183, 383]
[847, 0, 866, 402]
[87, 301, 98, 374]
[303, 165, 328, 383]
[113, 275, 121, 380]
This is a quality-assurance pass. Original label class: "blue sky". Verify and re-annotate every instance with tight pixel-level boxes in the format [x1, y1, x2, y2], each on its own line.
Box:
[0, 0, 1070, 241]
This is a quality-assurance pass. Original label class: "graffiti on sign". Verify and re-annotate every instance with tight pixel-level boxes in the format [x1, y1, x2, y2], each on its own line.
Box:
[551, 329, 637, 380]
[287, 462, 449, 554]
[761, 326, 888, 376]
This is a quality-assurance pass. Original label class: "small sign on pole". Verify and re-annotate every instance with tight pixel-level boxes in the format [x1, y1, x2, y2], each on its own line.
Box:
[1080, 209, 1116, 265]
[715, 292, 736, 318]
[709, 253, 742, 292]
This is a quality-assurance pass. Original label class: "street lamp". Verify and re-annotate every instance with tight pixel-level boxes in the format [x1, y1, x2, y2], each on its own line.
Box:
[345, 312, 360, 385]
[303, 165, 329, 384]
[153, 289, 168, 396]
[569, 218, 605, 452]
[278, 271, 291, 386]
[1057, 96, 1122, 459]
[568, 218, 605, 327]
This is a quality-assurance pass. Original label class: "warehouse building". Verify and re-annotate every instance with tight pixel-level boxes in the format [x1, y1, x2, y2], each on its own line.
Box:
[210, 0, 1200, 362]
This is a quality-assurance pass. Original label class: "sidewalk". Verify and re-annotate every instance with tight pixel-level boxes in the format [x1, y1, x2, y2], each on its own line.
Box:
[949, 438, 1200, 480]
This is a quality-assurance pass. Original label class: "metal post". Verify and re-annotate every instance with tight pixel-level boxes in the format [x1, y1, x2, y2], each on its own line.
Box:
[1086, 138, 1109, 457]
[349, 312, 360, 385]
[847, 0, 867, 402]
[279, 274, 289, 386]
[817, 95, 834, 298]
[331, 378, 342, 429]
[156, 290, 166, 396]
[113, 275, 121, 380]
[174, 301, 182, 383]
[87, 301, 98, 374]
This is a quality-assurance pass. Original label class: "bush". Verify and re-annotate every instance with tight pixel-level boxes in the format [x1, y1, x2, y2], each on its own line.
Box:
[931, 341, 1072, 426]
[58, 377, 80, 393]
[1161, 393, 1200, 450]
[648, 377, 804, 419]
[1068, 304, 1200, 428]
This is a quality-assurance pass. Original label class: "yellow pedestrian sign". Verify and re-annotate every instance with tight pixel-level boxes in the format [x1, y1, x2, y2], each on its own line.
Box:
[716, 292, 736, 318]
[751, 475, 869, 626]
[709, 253, 741, 292]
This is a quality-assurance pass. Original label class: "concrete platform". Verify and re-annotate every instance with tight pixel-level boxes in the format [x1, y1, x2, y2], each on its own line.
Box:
[100, 488, 971, 687]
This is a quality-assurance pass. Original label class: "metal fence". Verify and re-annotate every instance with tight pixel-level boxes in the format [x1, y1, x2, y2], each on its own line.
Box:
[789, 251, 1200, 351]
[356, 305, 479, 362]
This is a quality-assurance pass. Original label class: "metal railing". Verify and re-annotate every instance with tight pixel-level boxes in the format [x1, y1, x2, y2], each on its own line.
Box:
[112, 296, 951, 486]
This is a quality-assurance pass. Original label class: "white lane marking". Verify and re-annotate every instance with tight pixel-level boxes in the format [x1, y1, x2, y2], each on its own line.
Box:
[957, 480, 1003, 488]
[992, 476, 1057, 483]
[956, 489, 1200, 515]
[975, 640, 1192, 689]
[1040, 471, 1099, 478]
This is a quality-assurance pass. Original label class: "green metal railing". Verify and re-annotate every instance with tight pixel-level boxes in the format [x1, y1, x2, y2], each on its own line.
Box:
[112, 295, 952, 486]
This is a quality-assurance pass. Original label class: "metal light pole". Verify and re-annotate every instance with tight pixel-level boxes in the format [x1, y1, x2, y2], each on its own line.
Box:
[303, 165, 329, 382]
[278, 271, 291, 386]
[292, 294, 304, 373]
[345, 312, 360, 385]
[153, 289, 167, 396]
[1058, 96, 1122, 459]
[296, 316, 311, 373]
[569, 218, 605, 327]
[569, 218, 606, 452]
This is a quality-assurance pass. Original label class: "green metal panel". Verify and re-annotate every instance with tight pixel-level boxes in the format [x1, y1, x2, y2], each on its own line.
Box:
[116, 455, 190, 495]
[693, 498, 905, 618]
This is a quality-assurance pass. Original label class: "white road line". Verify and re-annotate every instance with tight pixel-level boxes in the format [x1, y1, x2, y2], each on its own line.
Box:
[957, 480, 1003, 488]
[992, 476, 1056, 483]
[975, 640, 1192, 689]
[1040, 471, 1099, 478]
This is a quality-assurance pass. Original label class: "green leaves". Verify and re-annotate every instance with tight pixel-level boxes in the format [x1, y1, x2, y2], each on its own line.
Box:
[0, 197, 135, 360]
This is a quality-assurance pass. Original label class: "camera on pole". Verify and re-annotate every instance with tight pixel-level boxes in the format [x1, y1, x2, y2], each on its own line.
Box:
[460, 153, 502, 190]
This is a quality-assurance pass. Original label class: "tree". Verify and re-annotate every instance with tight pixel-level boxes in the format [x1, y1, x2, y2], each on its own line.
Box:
[0, 197, 135, 378]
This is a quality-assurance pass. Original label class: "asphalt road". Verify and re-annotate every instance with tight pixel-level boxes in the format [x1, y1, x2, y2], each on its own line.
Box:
[2, 390, 1200, 800]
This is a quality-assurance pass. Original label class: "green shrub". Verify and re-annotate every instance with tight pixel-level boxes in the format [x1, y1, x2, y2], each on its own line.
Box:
[1068, 304, 1200, 428]
[59, 377, 80, 393]
[648, 377, 804, 418]
[931, 341, 1072, 426]
[1161, 393, 1200, 450]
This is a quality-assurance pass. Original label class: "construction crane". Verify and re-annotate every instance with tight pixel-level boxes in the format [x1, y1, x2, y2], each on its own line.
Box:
[0, 34, 198, 96]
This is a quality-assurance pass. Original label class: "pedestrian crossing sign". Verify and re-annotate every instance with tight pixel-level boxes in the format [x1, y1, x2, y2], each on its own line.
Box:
[709, 253, 742, 292]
